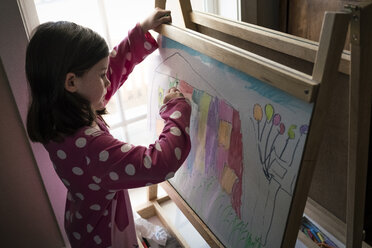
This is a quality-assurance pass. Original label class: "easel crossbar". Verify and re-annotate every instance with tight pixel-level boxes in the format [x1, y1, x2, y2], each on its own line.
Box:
[190, 11, 350, 75]
[156, 24, 318, 102]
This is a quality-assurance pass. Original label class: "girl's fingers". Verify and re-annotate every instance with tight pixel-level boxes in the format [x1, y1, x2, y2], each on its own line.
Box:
[155, 9, 171, 24]
[163, 90, 185, 104]
[155, 8, 171, 17]
[159, 15, 172, 24]
[168, 87, 179, 93]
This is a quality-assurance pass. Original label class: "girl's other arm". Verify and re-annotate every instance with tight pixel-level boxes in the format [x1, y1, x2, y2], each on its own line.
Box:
[87, 96, 191, 190]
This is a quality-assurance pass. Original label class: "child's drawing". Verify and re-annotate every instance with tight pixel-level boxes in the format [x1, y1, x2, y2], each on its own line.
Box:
[148, 37, 313, 248]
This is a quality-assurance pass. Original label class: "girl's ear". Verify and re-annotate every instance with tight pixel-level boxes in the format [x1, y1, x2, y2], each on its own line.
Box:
[64, 72, 78, 93]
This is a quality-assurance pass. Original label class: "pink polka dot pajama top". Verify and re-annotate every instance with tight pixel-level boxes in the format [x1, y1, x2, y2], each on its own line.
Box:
[45, 23, 191, 248]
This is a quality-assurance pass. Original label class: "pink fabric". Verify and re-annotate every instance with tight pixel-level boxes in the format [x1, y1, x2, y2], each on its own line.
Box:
[45, 24, 191, 248]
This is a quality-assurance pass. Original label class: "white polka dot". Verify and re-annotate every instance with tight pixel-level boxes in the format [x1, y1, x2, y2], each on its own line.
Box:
[92, 176, 101, 183]
[75, 193, 84, 200]
[88, 184, 100, 191]
[72, 167, 83, 175]
[75, 211, 82, 219]
[108, 222, 112, 228]
[106, 192, 116, 200]
[94, 235, 102, 244]
[66, 211, 70, 221]
[109, 67, 113, 75]
[165, 172, 175, 180]
[57, 150, 66, 160]
[73, 232, 81, 240]
[109, 172, 119, 181]
[85, 128, 96, 135]
[185, 127, 189, 135]
[62, 178, 70, 186]
[87, 224, 93, 233]
[144, 41, 152, 50]
[110, 49, 117, 57]
[99, 150, 109, 162]
[170, 127, 181, 136]
[103, 210, 108, 216]
[121, 144, 132, 153]
[75, 137, 86, 148]
[126, 52, 132, 61]
[144, 155, 152, 169]
[175, 147, 181, 160]
[86, 156, 91, 165]
[125, 164, 135, 176]
[159, 105, 167, 113]
[170, 111, 182, 119]
[67, 192, 73, 201]
[155, 142, 162, 152]
[90, 204, 101, 211]
[122, 67, 127, 76]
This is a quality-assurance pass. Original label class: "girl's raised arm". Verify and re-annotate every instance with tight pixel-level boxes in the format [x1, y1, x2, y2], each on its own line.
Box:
[104, 8, 171, 103]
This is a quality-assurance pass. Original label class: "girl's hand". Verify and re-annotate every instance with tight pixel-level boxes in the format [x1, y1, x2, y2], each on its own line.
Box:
[140, 7, 171, 33]
[163, 87, 184, 104]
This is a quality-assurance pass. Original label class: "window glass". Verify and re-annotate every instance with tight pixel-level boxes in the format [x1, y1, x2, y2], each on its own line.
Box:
[104, 94, 122, 126]
[103, 0, 153, 47]
[127, 119, 152, 146]
[109, 127, 127, 142]
[32, 0, 153, 145]
[32, 0, 208, 146]
[34, 0, 106, 39]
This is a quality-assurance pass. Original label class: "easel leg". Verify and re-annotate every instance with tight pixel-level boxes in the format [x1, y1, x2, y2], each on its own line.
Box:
[347, 3, 372, 248]
[147, 184, 158, 201]
[283, 11, 350, 248]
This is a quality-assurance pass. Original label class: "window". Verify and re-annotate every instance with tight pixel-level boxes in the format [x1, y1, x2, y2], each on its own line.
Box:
[28, 0, 158, 146]
[21, 0, 237, 146]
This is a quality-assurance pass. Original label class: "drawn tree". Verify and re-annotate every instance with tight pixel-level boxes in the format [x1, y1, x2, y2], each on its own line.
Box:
[250, 103, 308, 245]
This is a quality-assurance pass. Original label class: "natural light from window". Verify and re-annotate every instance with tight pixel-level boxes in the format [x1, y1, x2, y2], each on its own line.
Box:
[32, 0, 208, 146]
[33, 0, 160, 146]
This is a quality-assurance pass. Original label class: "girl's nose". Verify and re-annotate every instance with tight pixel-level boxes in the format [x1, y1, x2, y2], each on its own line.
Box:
[105, 77, 111, 87]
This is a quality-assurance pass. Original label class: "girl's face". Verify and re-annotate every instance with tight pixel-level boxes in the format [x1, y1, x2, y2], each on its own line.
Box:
[74, 57, 110, 111]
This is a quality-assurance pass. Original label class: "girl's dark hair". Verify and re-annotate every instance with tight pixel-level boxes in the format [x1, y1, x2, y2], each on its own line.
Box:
[26, 21, 109, 143]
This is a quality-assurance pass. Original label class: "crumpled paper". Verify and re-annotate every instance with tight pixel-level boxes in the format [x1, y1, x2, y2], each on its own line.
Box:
[134, 212, 170, 246]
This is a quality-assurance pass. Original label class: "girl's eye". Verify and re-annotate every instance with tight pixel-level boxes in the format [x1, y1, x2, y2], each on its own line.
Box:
[101, 73, 106, 78]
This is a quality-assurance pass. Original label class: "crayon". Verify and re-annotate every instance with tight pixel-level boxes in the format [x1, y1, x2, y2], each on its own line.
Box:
[317, 232, 325, 243]
[142, 237, 151, 248]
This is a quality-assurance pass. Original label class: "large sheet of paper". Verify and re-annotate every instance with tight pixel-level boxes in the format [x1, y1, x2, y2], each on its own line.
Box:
[148, 36, 313, 248]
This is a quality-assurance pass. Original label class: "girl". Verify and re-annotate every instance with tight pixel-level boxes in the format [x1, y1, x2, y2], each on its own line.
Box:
[25, 8, 191, 248]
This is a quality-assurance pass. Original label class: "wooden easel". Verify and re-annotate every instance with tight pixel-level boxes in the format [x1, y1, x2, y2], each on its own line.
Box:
[135, 1, 372, 247]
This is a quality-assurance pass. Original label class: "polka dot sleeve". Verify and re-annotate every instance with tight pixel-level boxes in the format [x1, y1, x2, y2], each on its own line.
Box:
[86, 98, 191, 191]
[105, 23, 158, 102]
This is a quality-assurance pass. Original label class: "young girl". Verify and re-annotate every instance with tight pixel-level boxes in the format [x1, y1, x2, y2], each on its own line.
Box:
[25, 8, 191, 248]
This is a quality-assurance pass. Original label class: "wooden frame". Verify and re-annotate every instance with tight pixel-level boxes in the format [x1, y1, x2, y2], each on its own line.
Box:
[346, 3, 372, 248]
[135, 189, 191, 247]
[284, 11, 350, 247]
[137, 1, 371, 248]
[155, 22, 316, 102]
[188, 10, 350, 75]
